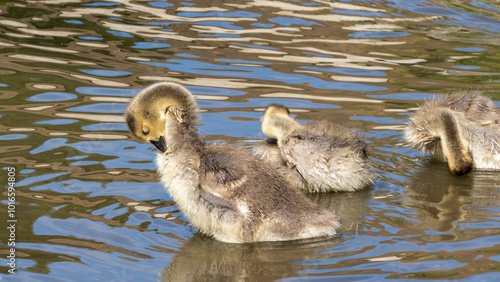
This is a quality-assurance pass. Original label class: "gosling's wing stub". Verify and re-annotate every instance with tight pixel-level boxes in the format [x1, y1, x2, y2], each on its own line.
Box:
[198, 149, 249, 207]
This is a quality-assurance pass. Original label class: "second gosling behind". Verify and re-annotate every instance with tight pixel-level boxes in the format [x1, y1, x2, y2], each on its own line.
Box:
[253, 105, 374, 193]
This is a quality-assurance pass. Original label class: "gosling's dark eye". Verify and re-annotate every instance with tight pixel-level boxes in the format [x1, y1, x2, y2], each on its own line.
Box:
[144, 111, 150, 118]
[142, 127, 149, 135]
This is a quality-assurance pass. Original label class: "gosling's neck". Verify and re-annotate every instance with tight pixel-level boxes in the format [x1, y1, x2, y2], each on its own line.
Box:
[164, 114, 204, 155]
[262, 114, 301, 140]
[436, 110, 473, 175]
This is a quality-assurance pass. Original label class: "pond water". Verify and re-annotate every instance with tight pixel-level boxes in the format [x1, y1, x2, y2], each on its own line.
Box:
[1, 0, 500, 281]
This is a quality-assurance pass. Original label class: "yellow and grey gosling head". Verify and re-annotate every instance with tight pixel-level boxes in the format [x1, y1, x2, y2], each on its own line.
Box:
[124, 82, 199, 152]
[261, 104, 301, 140]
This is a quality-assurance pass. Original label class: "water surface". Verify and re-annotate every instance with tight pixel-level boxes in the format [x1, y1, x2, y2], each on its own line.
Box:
[1, 0, 500, 281]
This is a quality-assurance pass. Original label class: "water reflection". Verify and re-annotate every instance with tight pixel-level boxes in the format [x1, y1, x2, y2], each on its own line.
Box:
[160, 235, 341, 281]
[404, 162, 500, 239]
[307, 188, 373, 235]
[405, 163, 472, 235]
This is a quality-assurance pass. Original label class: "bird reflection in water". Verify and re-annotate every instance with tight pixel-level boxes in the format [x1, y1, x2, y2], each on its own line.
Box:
[403, 162, 500, 240]
[160, 234, 341, 281]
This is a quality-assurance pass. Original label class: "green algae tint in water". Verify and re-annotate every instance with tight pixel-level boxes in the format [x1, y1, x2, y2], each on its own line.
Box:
[0, 0, 500, 281]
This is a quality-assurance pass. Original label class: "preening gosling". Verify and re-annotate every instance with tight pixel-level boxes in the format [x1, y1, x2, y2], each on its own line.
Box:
[253, 105, 374, 193]
[124, 82, 341, 243]
[405, 91, 500, 175]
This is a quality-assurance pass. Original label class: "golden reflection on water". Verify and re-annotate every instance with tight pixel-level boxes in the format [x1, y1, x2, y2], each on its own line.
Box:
[0, 0, 500, 280]
[260, 92, 385, 103]
[140, 76, 303, 90]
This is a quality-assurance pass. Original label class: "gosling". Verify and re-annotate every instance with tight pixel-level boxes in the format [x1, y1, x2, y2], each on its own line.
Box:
[404, 91, 500, 175]
[124, 82, 341, 243]
[253, 105, 374, 193]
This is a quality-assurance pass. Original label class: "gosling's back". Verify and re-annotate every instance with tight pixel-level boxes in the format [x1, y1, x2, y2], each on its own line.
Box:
[280, 120, 373, 193]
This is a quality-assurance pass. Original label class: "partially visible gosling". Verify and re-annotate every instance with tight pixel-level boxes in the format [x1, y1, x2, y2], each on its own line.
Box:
[125, 82, 341, 243]
[404, 91, 500, 175]
[253, 105, 374, 193]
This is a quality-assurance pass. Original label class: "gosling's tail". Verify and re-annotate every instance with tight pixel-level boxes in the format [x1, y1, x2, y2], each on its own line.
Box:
[437, 110, 473, 175]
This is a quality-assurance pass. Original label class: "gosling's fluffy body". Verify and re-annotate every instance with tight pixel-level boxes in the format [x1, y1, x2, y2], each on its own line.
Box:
[125, 82, 341, 243]
[156, 145, 341, 243]
[405, 91, 500, 175]
[253, 105, 374, 193]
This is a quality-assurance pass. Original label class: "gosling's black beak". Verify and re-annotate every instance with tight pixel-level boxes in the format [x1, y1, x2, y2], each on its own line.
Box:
[150, 136, 166, 153]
